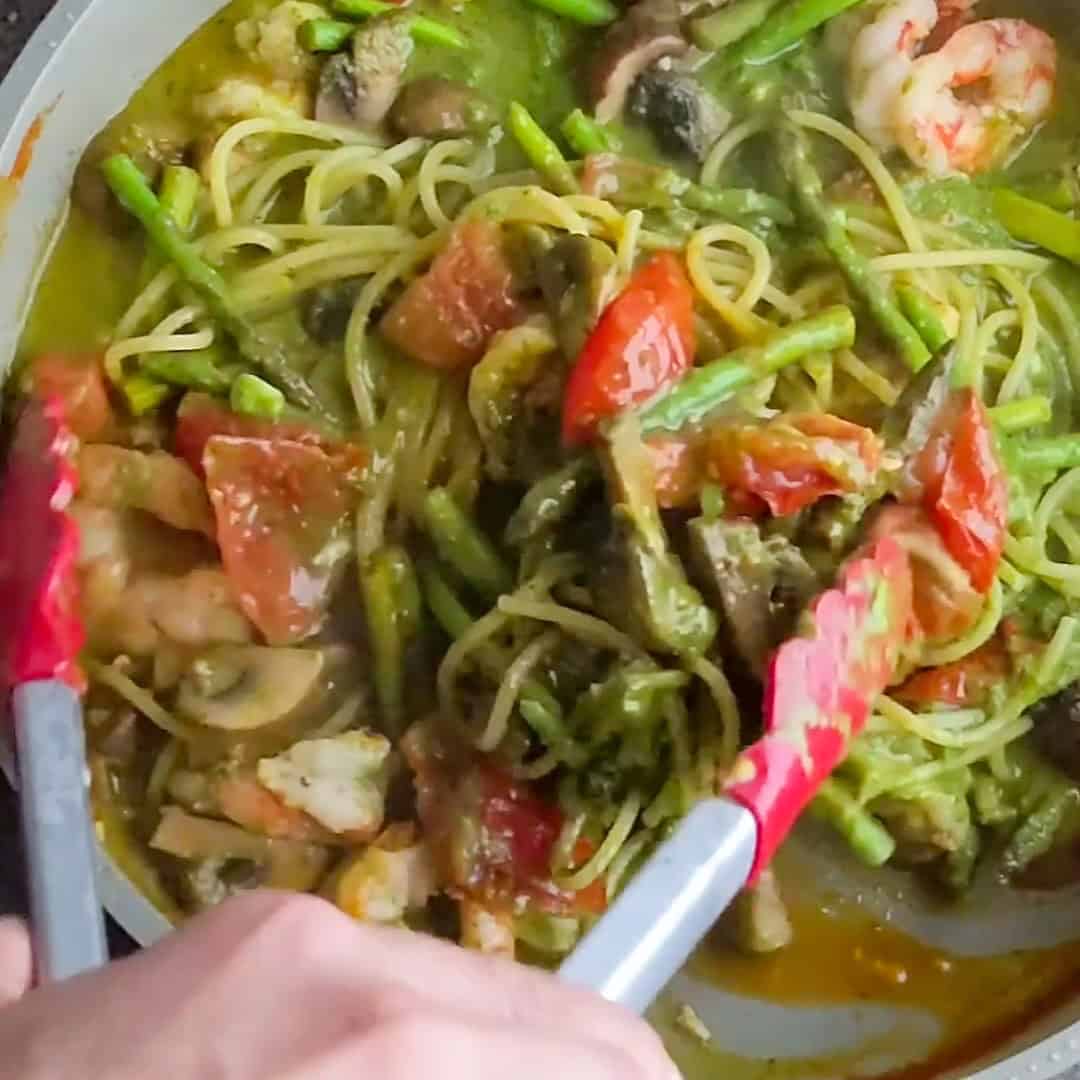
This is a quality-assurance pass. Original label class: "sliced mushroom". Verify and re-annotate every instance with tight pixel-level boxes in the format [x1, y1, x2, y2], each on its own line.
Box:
[590, 5, 688, 125]
[176, 646, 325, 731]
[389, 77, 496, 138]
[315, 14, 413, 132]
[628, 66, 731, 161]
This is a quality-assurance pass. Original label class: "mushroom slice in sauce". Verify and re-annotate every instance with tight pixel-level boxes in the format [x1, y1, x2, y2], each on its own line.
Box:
[315, 14, 414, 131]
[589, 4, 689, 124]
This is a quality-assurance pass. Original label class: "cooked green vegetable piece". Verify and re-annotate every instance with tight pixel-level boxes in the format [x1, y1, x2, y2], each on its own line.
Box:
[692, 0, 785, 51]
[535, 234, 617, 359]
[780, 129, 931, 372]
[102, 154, 335, 419]
[991, 396, 1053, 434]
[809, 778, 896, 868]
[570, 665, 689, 763]
[122, 373, 173, 416]
[993, 188, 1080, 263]
[422, 488, 515, 600]
[1014, 174, 1077, 212]
[508, 101, 579, 195]
[361, 546, 423, 733]
[141, 347, 235, 393]
[231, 373, 286, 421]
[728, 0, 868, 65]
[638, 305, 856, 434]
[896, 283, 957, 354]
[505, 457, 600, 547]
[601, 421, 716, 657]
[332, 0, 468, 49]
[418, 559, 475, 640]
[1010, 434, 1080, 472]
[561, 109, 622, 156]
[523, 0, 618, 26]
[1001, 783, 1078, 878]
[682, 184, 794, 224]
[300, 17, 354, 52]
[156, 164, 201, 239]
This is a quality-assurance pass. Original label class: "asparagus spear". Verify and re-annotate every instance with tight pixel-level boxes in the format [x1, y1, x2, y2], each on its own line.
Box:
[102, 154, 337, 420]
[780, 128, 931, 372]
[729, 0, 868, 65]
[561, 109, 622, 156]
[895, 283, 957, 354]
[692, 0, 786, 51]
[300, 17, 354, 51]
[508, 101, 579, 196]
[332, 0, 467, 49]
[809, 778, 896, 867]
[421, 488, 515, 600]
[990, 396, 1052, 434]
[993, 188, 1080, 264]
[360, 546, 423, 734]
[638, 305, 856, 434]
[523, 0, 619, 26]
[505, 457, 600, 547]
[1009, 433, 1080, 472]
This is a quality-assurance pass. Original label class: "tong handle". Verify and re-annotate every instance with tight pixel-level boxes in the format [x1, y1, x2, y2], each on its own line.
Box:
[14, 680, 107, 982]
[558, 798, 758, 1014]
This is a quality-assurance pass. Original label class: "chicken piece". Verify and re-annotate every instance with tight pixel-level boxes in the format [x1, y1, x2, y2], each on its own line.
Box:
[257, 730, 392, 838]
[236, 1, 327, 82]
[332, 823, 437, 923]
[460, 899, 515, 958]
[73, 504, 252, 657]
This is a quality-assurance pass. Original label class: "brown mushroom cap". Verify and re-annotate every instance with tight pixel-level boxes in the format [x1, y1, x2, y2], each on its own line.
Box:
[589, 7, 689, 125]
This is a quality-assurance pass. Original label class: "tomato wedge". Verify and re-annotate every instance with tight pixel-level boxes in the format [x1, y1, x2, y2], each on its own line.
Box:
[203, 436, 364, 645]
[705, 413, 882, 517]
[174, 392, 331, 477]
[380, 220, 524, 370]
[562, 252, 695, 446]
[29, 352, 115, 443]
[916, 389, 1007, 593]
[896, 637, 1010, 708]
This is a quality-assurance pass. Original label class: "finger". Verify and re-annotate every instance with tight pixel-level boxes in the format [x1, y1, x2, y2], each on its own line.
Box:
[344, 919, 675, 1070]
[0, 918, 33, 1006]
[298, 1006, 681, 1080]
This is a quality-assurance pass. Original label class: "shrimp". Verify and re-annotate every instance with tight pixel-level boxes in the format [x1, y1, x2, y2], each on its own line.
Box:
[72, 503, 252, 656]
[895, 19, 1057, 175]
[846, 0, 941, 152]
[78, 445, 216, 537]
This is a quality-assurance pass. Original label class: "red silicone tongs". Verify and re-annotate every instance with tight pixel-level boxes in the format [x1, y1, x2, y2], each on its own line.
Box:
[560, 536, 920, 1012]
[0, 395, 106, 981]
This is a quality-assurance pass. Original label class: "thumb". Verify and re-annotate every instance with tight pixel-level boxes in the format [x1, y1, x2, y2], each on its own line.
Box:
[0, 918, 33, 1007]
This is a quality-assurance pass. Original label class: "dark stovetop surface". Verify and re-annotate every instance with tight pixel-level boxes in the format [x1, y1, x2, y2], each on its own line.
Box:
[1, 2, 52, 78]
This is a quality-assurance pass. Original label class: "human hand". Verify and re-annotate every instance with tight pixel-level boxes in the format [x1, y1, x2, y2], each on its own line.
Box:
[0, 891, 680, 1080]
